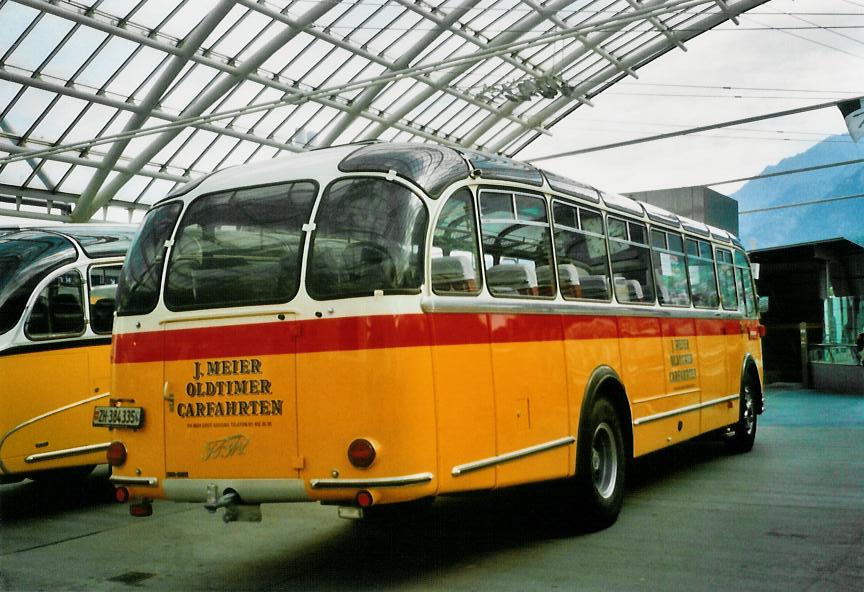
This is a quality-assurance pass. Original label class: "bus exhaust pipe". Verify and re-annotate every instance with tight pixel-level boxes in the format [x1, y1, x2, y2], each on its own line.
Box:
[205, 485, 262, 523]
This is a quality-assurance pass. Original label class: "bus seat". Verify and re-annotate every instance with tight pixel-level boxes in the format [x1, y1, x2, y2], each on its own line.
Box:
[431, 255, 477, 293]
[555, 264, 583, 298]
[487, 263, 538, 296]
[91, 298, 116, 334]
[51, 292, 84, 334]
[580, 275, 609, 299]
[614, 276, 643, 302]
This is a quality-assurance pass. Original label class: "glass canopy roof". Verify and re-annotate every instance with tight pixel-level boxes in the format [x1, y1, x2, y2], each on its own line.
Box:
[0, 0, 767, 223]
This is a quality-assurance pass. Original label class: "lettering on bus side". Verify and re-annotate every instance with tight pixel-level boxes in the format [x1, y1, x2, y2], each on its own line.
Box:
[668, 339, 698, 384]
[177, 358, 284, 423]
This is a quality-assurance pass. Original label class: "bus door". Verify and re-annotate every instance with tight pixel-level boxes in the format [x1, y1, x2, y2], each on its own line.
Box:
[161, 315, 300, 481]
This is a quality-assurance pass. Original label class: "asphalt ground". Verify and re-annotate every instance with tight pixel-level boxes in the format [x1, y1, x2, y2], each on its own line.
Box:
[1, 385, 862, 591]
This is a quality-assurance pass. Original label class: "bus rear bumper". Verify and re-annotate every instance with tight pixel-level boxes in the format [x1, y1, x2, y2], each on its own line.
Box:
[162, 478, 310, 504]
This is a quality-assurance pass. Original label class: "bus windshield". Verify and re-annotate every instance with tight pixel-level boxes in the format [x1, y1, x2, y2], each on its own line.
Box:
[0, 231, 77, 335]
[306, 177, 427, 299]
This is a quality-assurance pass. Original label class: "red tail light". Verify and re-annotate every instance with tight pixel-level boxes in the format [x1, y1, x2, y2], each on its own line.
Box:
[114, 486, 129, 503]
[106, 441, 127, 466]
[356, 490, 374, 508]
[347, 438, 376, 468]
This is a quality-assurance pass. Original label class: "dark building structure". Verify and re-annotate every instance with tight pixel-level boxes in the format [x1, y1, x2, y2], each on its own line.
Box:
[627, 186, 738, 235]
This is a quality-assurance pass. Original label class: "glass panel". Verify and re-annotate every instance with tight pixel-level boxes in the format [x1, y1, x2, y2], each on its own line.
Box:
[116, 202, 182, 317]
[552, 202, 577, 230]
[338, 143, 468, 200]
[687, 241, 719, 309]
[543, 170, 599, 203]
[26, 270, 85, 339]
[462, 149, 544, 186]
[0, 231, 77, 335]
[608, 218, 626, 240]
[610, 229, 654, 304]
[307, 178, 427, 300]
[629, 222, 647, 245]
[652, 248, 690, 307]
[165, 182, 317, 311]
[480, 192, 513, 219]
[553, 204, 610, 301]
[738, 268, 756, 317]
[717, 261, 738, 311]
[60, 227, 138, 258]
[515, 194, 547, 222]
[431, 189, 482, 296]
[667, 233, 684, 254]
[480, 191, 555, 298]
[89, 264, 122, 334]
[651, 229, 666, 249]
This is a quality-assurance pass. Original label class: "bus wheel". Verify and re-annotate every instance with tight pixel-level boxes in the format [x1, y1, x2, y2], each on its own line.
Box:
[727, 378, 758, 453]
[573, 397, 626, 531]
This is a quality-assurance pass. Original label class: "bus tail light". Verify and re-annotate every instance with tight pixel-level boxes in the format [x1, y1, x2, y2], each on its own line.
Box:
[355, 490, 375, 508]
[114, 486, 129, 503]
[347, 438, 376, 468]
[106, 441, 127, 466]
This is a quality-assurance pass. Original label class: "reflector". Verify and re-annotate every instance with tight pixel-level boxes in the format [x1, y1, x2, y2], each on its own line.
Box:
[106, 441, 127, 466]
[347, 438, 376, 468]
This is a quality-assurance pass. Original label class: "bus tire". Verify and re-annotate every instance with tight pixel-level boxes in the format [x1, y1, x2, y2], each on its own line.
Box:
[573, 397, 626, 531]
[727, 375, 758, 453]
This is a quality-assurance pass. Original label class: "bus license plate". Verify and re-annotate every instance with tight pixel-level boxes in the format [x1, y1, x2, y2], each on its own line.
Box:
[92, 406, 143, 428]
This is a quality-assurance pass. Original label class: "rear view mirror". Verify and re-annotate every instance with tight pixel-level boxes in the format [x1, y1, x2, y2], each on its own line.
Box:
[758, 296, 769, 315]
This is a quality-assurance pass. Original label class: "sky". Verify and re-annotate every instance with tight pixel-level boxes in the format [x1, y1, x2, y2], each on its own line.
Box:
[520, 0, 864, 197]
[1, 0, 863, 227]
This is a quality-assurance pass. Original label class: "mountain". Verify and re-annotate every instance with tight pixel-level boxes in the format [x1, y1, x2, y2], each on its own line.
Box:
[733, 134, 864, 251]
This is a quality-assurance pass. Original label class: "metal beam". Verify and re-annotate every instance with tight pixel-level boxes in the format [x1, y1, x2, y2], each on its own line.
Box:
[75, 0, 235, 218]
[72, 0, 341, 221]
[494, 0, 771, 154]
[0, 120, 57, 190]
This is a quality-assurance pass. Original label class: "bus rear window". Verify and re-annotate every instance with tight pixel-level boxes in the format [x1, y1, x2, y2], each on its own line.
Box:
[116, 202, 182, 317]
[164, 182, 317, 311]
[306, 178, 427, 300]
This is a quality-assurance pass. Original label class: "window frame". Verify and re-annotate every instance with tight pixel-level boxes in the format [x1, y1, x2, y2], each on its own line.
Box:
[24, 268, 87, 341]
[88, 262, 124, 335]
[606, 214, 656, 306]
[685, 237, 720, 310]
[550, 198, 612, 302]
[649, 227, 691, 308]
[477, 187, 557, 300]
[430, 188, 484, 297]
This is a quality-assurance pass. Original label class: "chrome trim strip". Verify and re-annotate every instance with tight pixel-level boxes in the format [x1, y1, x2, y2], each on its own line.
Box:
[110, 475, 159, 487]
[633, 394, 739, 426]
[160, 308, 299, 325]
[25, 442, 111, 464]
[0, 391, 111, 474]
[451, 436, 576, 477]
[421, 295, 745, 321]
[310, 472, 434, 489]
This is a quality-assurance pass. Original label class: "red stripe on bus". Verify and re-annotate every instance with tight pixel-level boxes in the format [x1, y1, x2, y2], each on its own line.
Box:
[113, 313, 743, 363]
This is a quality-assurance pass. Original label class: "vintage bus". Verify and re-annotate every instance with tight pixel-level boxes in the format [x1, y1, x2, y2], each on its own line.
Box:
[106, 142, 763, 529]
[0, 225, 136, 482]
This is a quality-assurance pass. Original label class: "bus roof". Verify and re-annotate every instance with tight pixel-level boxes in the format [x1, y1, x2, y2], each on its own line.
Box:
[162, 142, 743, 245]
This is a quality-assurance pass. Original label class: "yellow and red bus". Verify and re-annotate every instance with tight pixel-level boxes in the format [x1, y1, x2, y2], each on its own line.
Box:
[106, 142, 762, 529]
[0, 225, 136, 482]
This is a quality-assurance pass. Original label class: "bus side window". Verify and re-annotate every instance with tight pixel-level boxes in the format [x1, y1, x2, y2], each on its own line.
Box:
[687, 238, 719, 309]
[716, 248, 738, 311]
[650, 229, 690, 307]
[479, 190, 555, 298]
[26, 270, 85, 339]
[431, 189, 482, 295]
[734, 249, 756, 317]
[608, 217, 655, 304]
[89, 264, 123, 334]
[551, 201, 611, 301]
